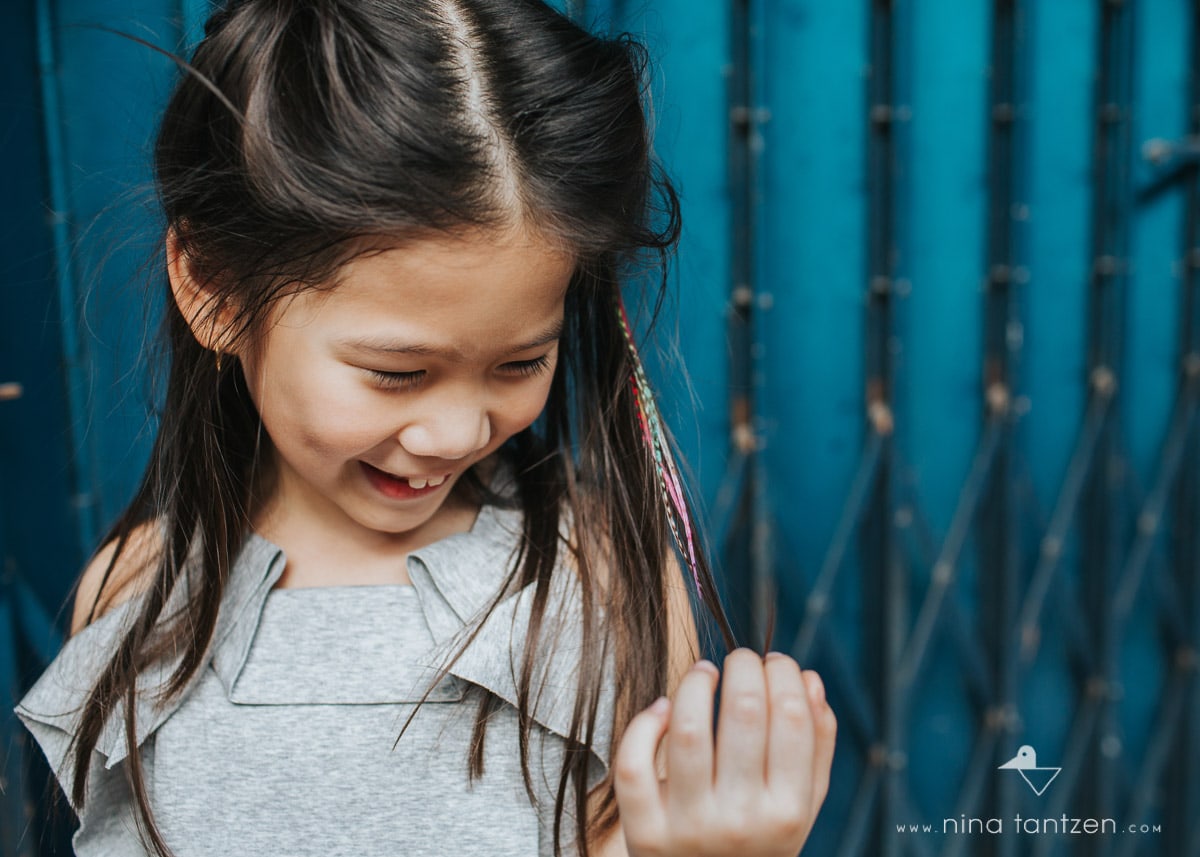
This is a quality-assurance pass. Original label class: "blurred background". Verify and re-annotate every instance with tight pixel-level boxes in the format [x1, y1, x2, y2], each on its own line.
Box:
[2, 0, 1198, 855]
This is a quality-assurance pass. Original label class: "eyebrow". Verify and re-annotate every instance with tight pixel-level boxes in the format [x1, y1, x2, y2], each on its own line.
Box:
[342, 318, 564, 361]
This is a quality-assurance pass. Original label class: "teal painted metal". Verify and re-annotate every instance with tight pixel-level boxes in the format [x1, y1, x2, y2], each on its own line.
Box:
[48, 0, 192, 533]
[34, 0, 98, 555]
[2, 0, 92, 844]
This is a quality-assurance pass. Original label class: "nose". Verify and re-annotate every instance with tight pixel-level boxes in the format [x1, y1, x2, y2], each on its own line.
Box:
[397, 401, 491, 461]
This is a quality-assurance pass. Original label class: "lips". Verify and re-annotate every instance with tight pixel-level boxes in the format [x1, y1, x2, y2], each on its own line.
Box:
[360, 462, 451, 500]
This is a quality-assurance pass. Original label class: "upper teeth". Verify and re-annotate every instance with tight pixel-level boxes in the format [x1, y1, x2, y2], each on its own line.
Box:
[406, 475, 446, 489]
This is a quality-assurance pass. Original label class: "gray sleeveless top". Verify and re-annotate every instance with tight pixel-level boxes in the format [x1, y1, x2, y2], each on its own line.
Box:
[15, 480, 615, 856]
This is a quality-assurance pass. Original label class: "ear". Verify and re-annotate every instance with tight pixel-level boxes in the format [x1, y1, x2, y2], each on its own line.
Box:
[166, 227, 239, 354]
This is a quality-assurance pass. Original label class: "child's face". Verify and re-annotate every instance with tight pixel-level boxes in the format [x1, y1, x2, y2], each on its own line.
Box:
[239, 225, 574, 542]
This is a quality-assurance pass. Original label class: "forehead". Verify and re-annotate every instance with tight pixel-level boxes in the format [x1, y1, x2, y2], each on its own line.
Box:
[276, 227, 576, 353]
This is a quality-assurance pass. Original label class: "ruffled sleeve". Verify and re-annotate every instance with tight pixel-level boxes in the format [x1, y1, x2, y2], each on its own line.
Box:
[13, 534, 285, 808]
[14, 597, 140, 808]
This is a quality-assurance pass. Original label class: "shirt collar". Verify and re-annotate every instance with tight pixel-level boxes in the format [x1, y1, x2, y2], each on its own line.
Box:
[18, 468, 613, 778]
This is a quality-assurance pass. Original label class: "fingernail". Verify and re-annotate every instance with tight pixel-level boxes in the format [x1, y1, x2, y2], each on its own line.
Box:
[691, 659, 718, 676]
[765, 651, 787, 662]
[650, 696, 670, 715]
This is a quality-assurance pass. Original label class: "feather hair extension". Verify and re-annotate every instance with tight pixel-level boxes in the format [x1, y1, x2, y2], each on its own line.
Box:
[615, 292, 703, 599]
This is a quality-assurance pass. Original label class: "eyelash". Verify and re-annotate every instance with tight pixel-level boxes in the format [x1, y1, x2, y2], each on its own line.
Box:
[367, 354, 553, 390]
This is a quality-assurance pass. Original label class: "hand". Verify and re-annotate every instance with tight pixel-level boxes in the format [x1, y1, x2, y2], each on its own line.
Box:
[612, 649, 836, 857]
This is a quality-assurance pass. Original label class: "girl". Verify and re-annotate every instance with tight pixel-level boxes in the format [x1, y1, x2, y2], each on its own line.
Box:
[16, 1, 836, 855]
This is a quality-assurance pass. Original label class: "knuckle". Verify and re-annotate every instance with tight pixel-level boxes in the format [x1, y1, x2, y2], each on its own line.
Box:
[624, 832, 669, 857]
[768, 804, 812, 842]
[712, 809, 759, 849]
[728, 692, 766, 722]
[671, 720, 709, 748]
[777, 693, 812, 724]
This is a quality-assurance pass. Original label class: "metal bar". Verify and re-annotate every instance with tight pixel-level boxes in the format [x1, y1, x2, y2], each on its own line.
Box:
[746, 0, 773, 649]
[835, 763, 883, 857]
[0, 582, 21, 856]
[942, 595, 994, 707]
[1112, 387, 1199, 620]
[970, 7, 1028, 847]
[1166, 4, 1200, 847]
[1170, 401, 1200, 844]
[1078, 0, 1136, 840]
[1030, 693, 1104, 857]
[895, 418, 1001, 690]
[940, 728, 1000, 857]
[818, 622, 880, 750]
[34, 0, 98, 554]
[726, 0, 776, 647]
[710, 447, 749, 557]
[788, 431, 883, 663]
[1013, 381, 1114, 664]
[1112, 663, 1190, 857]
[862, 0, 907, 852]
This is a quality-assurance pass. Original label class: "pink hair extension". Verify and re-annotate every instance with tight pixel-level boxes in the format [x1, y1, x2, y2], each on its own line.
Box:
[615, 293, 704, 599]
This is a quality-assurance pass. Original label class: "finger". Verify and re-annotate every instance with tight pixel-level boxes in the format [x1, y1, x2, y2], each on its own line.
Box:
[763, 653, 815, 807]
[714, 648, 769, 795]
[804, 670, 837, 816]
[665, 659, 719, 816]
[613, 696, 671, 837]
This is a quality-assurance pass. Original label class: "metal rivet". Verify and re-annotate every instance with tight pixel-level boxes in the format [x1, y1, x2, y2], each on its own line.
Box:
[1091, 366, 1117, 396]
[1041, 536, 1061, 560]
[986, 382, 1010, 415]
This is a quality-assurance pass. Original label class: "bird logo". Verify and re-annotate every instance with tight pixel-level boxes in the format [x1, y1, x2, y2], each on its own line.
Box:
[998, 745, 1062, 796]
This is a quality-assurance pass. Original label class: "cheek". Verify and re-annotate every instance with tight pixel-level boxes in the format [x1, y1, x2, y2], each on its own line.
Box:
[244, 353, 384, 459]
[494, 379, 554, 437]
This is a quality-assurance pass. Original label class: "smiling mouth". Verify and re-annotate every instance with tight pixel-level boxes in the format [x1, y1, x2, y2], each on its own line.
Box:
[360, 463, 451, 498]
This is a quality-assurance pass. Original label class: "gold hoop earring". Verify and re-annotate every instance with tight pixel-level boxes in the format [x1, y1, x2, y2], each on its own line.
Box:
[215, 350, 223, 373]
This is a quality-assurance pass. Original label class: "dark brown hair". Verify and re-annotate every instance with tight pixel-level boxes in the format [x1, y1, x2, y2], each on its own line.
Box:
[70, 1, 736, 854]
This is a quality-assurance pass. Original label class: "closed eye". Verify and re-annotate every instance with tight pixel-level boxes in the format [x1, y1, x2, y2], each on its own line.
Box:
[367, 369, 424, 390]
[365, 354, 551, 390]
[501, 354, 552, 377]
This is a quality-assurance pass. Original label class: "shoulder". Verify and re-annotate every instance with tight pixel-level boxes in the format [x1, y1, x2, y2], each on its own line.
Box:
[71, 521, 162, 636]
